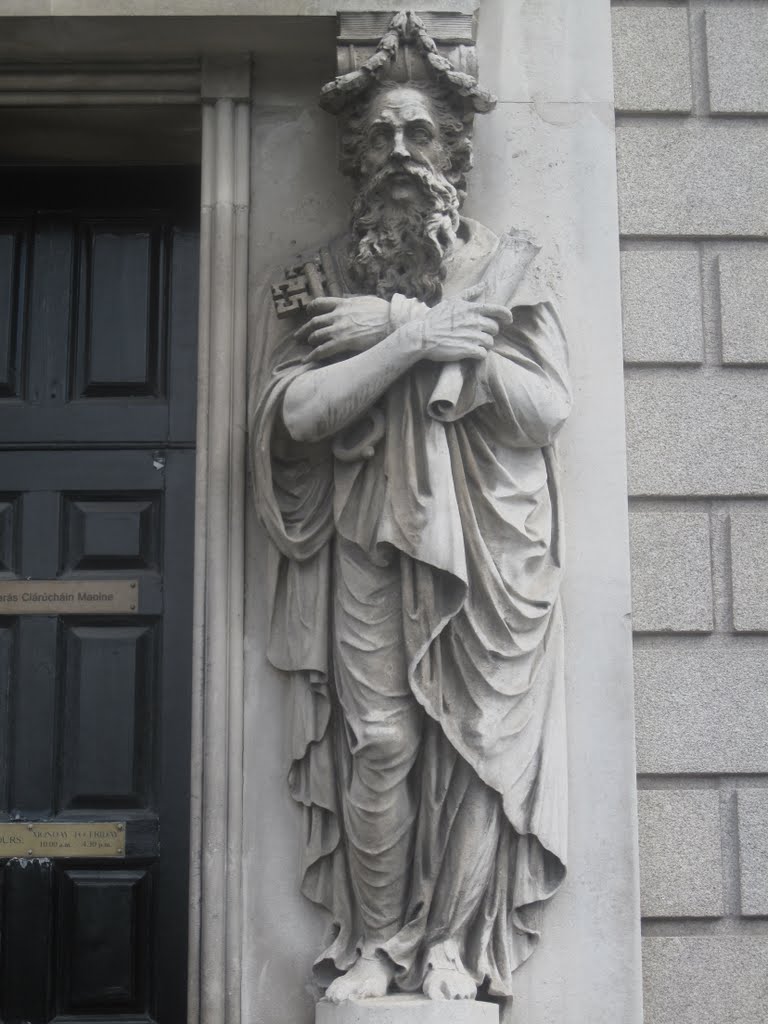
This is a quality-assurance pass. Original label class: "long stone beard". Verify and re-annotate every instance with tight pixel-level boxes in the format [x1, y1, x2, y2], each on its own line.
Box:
[348, 162, 460, 305]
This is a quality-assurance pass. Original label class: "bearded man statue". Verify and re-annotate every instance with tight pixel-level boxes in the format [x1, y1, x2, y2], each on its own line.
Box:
[249, 12, 571, 1008]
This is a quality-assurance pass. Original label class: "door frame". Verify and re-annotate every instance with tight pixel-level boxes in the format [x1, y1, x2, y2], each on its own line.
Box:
[0, 51, 253, 1024]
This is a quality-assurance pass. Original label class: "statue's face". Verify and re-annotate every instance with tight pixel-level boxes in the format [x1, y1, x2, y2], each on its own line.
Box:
[360, 86, 446, 202]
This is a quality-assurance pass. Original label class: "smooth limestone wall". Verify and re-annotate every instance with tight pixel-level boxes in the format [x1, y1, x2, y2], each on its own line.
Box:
[613, 3, 768, 1022]
[244, 3, 642, 1023]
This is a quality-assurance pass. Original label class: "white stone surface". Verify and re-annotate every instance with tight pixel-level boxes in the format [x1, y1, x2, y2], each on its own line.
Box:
[612, 7, 692, 114]
[190, 77, 252, 1024]
[625, 370, 768, 496]
[642, 937, 768, 1024]
[0, 0, 477, 14]
[730, 507, 768, 633]
[629, 508, 713, 633]
[477, 0, 615, 104]
[718, 250, 768, 366]
[637, 790, 723, 918]
[634, 636, 768, 774]
[316, 996, 498, 1024]
[706, 9, 768, 115]
[243, 64, 347, 1024]
[618, 121, 768, 237]
[621, 250, 703, 365]
[737, 789, 768, 917]
[244, 5, 642, 1024]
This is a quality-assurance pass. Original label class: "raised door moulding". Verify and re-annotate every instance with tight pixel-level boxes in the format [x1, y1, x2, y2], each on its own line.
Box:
[188, 54, 252, 1024]
[0, 60, 201, 105]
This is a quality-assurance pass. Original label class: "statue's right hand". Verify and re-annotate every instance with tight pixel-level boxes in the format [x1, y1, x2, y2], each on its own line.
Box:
[417, 298, 513, 363]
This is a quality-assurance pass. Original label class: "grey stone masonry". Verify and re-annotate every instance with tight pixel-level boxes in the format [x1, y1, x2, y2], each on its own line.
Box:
[637, 790, 723, 918]
[730, 506, 768, 633]
[629, 508, 712, 633]
[612, 7, 692, 114]
[706, 9, 768, 116]
[633, 636, 768, 775]
[737, 789, 768, 917]
[718, 250, 768, 365]
[625, 370, 768, 497]
[616, 1, 768, 1019]
[617, 121, 768, 237]
[621, 250, 703, 365]
[642, 937, 768, 1024]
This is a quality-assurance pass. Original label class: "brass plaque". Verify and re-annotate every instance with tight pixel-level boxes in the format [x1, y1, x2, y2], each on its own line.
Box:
[0, 579, 138, 614]
[0, 822, 126, 858]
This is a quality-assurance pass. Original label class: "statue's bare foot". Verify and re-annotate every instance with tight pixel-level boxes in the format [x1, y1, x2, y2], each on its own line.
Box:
[423, 967, 477, 1001]
[423, 941, 477, 1001]
[325, 951, 395, 1004]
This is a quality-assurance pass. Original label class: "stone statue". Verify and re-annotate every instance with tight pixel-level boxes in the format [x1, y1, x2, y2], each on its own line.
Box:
[249, 11, 570, 1008]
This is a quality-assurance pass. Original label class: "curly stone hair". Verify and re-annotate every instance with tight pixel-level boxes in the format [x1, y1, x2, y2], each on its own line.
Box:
[320, 11, 496, 206]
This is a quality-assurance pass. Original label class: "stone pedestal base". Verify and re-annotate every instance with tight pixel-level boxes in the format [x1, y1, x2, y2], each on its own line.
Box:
[316, 995, 499, 1024]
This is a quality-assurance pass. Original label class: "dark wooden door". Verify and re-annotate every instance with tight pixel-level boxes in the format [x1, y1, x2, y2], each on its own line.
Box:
[0, 168, 199, 1024]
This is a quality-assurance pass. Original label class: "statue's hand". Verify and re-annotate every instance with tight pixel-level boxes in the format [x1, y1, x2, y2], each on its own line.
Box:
[418, 297, 513, 363]
[297, 296, 392, 361]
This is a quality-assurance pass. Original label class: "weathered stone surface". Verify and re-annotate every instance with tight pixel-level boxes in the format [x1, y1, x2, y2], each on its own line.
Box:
[0, 0, 49, 11]
[612, 7, 692, 114]
[244, 5, 643, 1024]
[634, 636, 768, 774]
[0, 0, 478, 15]
[718, 250, 768, 365]
[621, 250, 702, 365]
[629, 508, 712, 633]
[253, 18, 573, 1007]
[642, 937, 768, 1024]
[737, 789, 768, 917]
[625, 370, 768, 496]
[637, 790, 723, 919]
[730, 507, 768, 633]
[475, 1, 615, 104]
[316, 996, 498, 1024]
[706, 9, 768, 115]
[618, 122, 768, 237]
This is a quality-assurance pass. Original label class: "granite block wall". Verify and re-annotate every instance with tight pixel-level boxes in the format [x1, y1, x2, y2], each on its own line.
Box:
[613, 2, 768, 1021]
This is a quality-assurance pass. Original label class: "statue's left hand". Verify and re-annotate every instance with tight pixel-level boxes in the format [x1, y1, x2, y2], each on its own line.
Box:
[297, 296, 391, 361]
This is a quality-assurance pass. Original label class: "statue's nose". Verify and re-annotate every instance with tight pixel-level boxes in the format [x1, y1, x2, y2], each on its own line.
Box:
[391, 131, 409, 159]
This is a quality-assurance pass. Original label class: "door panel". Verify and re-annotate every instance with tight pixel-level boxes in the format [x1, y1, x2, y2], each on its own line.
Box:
[0, 168, 198, 445]
[0, 450, 193, 1024]
[77, 223, 160, 398]
[0, 225, 26, 399]
[0, 169, 198, 1024]
[58, 867, 151, 1014]
[58, 620, 157, 811]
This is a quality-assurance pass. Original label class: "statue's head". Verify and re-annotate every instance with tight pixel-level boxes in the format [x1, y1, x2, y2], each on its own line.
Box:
[320, 12, 495, 304]
[338, 80, 474, 206]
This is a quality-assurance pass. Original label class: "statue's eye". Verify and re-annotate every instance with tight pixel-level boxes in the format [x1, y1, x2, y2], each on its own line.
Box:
[369, 129, 390, 149]
[408, 127, 432, 145]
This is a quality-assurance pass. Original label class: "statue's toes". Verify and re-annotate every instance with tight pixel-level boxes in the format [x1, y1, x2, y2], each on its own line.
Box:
[423, 970, 450, 1001]
[453, 976, 477, 1000]
[423, 968, 477, 1001]
[324, 959, 393, 1003]
[325, 976, 353, 1004]
[359, 976, 389, 999]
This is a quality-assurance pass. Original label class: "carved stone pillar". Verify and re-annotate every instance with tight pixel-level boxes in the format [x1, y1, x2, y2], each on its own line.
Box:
[188, 55, 251, 1024]
[243, 6, 642, 1024]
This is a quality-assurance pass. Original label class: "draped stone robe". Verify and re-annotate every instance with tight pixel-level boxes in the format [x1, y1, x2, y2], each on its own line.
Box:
[249, 218, 571, 996]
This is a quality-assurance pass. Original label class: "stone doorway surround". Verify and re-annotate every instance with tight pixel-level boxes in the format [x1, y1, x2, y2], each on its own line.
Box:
[0, 35, 254, 1024]
[0, 5, 644, 1024]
